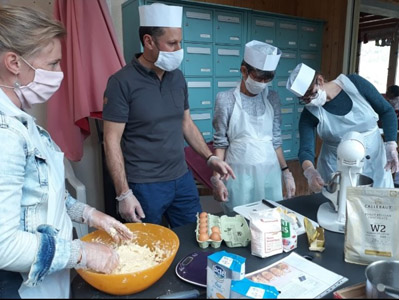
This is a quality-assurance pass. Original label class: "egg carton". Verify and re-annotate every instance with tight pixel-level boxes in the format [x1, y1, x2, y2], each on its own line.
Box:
[195, 213, 251, 249]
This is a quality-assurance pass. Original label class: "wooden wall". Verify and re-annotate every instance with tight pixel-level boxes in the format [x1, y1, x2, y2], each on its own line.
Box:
[192, 0, 349, 80]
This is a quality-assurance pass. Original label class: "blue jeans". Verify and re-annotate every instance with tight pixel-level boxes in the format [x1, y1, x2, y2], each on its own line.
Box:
[130, 170, 202, 228]
[0, 270, 22, 298]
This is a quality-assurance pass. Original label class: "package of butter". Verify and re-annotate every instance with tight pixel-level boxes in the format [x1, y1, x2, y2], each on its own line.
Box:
[207, 250, 246, 299]
[230, 278, 279, 299]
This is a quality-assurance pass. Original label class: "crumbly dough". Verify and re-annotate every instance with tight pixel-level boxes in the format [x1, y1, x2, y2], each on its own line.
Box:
[111, 240, 166, 274]
[92, 237, 166, 274]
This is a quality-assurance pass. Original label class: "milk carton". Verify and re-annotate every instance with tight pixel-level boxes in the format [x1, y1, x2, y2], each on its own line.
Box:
[206, 251, 245, 299]
[230, 278, 279, 299]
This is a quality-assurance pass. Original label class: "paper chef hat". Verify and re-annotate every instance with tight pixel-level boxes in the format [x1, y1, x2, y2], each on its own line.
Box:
[139, 3, 182, 28]
[243, 40, 282, 71]
[286, 63, 316, 97]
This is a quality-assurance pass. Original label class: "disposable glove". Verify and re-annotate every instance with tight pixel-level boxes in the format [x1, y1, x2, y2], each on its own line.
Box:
[210, 176, 228, 202]
[116, 189, 145, 223]
[282, 170, 296, 198]
[384, 141, 399, 173]
[75, 240, 119, 274]
[83, 206, 133, 243]
[303, 166, 325, 193]
[207, 156, 236, 181]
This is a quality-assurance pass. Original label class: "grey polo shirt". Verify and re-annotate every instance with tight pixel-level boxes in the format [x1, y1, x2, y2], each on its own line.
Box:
[103, 53, 189, 183]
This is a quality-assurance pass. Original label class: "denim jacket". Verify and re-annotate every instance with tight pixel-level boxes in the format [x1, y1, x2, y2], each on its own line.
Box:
[0, 97, 83, 287]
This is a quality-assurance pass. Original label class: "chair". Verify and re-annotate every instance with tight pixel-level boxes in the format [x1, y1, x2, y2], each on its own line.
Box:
[64, 158, 89, 238]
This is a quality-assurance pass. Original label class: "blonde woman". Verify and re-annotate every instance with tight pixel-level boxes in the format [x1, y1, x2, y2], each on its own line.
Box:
[0, 6, 132, 298]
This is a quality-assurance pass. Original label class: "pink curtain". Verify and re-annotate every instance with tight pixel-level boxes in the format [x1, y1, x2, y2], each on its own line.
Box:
[48, 0, 125, 161]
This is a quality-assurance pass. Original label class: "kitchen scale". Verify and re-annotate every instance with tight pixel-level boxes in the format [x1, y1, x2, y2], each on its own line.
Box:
[175, 251, 212, 287]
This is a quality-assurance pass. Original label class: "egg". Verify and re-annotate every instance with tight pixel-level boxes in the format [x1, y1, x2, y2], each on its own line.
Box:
[199, 212, 208, 219]
[198, 227, 208, 234]
[199, 217, 207, 224]
[199, 222, 208, 229]
[198, 233, 209, 241]
[211, 226, 220, 234]
[210, 232, 221, 241]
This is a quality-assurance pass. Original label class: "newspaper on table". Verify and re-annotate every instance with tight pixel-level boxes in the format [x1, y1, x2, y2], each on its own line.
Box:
[245, 252, 348, 299]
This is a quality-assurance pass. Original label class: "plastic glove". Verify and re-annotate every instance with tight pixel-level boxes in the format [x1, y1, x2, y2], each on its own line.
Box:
[384, 141, 399, 173]
[303, 166, 325, 193]
[282, 170, 296, 198]
[117, 190, 145, 224]
[207, 156, 236, 181]
[76, 240, 119, 274]
[210, 176, 228, 202]
[83, 206, 133, 243]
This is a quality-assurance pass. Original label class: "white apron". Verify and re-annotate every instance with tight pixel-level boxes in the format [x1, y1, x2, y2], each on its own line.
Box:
[0, 93, 72, 298]
[223, 85, 282, 215]
[306, 74, 393, 188]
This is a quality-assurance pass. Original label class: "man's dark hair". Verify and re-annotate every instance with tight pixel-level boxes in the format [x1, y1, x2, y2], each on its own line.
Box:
[139, 27, 165, 46]
[241, 60, 275, 82]
[387, 85, 399, 99]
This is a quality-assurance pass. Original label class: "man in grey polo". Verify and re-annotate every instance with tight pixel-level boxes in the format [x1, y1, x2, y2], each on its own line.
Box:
[102, 3, 235, 228]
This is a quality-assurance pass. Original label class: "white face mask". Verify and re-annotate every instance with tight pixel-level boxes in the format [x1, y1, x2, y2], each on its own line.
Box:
[0, 56, 64, 110]
[244, 75, 268, 95]
[154, 48, 184, 72]
[306, 89, 327, 107]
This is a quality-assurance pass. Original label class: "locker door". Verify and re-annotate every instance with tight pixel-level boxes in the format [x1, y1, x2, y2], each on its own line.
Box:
[276, 50, 297, 78]
[183, 7, 213, 43]
[277, 20, 298, 49]
[214, 11, 243, 45]
[215, 46, 242, 77]
[250, 15, 276, 45]
[187, 78, 213, 109]
[184, 43, 213, 76]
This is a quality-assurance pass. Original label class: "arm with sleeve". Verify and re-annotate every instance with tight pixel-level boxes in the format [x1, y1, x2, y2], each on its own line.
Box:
[212, 90, 235, 149]
[348, 74, 398, 142]
[298, 108, 319, 165]
[268, 90, 283, 149]
[0, 117, 75, 284]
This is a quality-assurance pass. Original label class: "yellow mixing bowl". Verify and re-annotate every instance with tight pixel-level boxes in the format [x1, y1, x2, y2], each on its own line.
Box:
[76, 223, 179, 296]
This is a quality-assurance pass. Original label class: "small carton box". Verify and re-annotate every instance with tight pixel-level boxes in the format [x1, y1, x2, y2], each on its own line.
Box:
[230, 278, 279, 299]
[206, 250, 245, 299]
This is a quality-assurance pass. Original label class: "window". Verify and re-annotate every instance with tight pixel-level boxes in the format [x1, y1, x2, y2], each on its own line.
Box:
[358, 42, 391, 93]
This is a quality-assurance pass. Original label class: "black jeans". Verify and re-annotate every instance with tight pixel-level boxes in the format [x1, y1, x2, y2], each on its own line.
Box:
[0, 270, 22, 298]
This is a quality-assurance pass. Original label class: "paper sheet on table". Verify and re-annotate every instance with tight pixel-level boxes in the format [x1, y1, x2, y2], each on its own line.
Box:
[233, 200, 319, 235]
[246, 252, 348, 299]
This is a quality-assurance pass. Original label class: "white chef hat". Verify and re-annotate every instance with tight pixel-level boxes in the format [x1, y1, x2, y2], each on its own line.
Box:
[243, 40, 282, 71]
[139, 3, 182, 28]
[286, 63, 316, 97]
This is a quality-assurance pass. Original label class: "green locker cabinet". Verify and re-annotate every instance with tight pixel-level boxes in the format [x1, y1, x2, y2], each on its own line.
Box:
[122, 0, 324, 160]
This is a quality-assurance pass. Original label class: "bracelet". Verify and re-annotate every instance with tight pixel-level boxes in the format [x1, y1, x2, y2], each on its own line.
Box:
[206, 154, 214, 162]
[116, 189, 133, 202]
[281, 166, 289, 172]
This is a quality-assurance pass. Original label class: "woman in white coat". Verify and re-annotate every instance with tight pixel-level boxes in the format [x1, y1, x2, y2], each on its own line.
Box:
[212, 41, 296, 215]
[286, 63, 398, 192]
[0, 6, 132, 298]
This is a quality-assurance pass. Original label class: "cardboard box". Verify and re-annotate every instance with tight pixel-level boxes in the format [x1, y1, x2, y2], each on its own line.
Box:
[333, 282, 366, 299]
[230, 278, 279, 299]
[206, 250, 245, 299]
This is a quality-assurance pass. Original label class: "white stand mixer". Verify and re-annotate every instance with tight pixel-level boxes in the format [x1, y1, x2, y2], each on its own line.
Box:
[317, 131, 372, 233]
